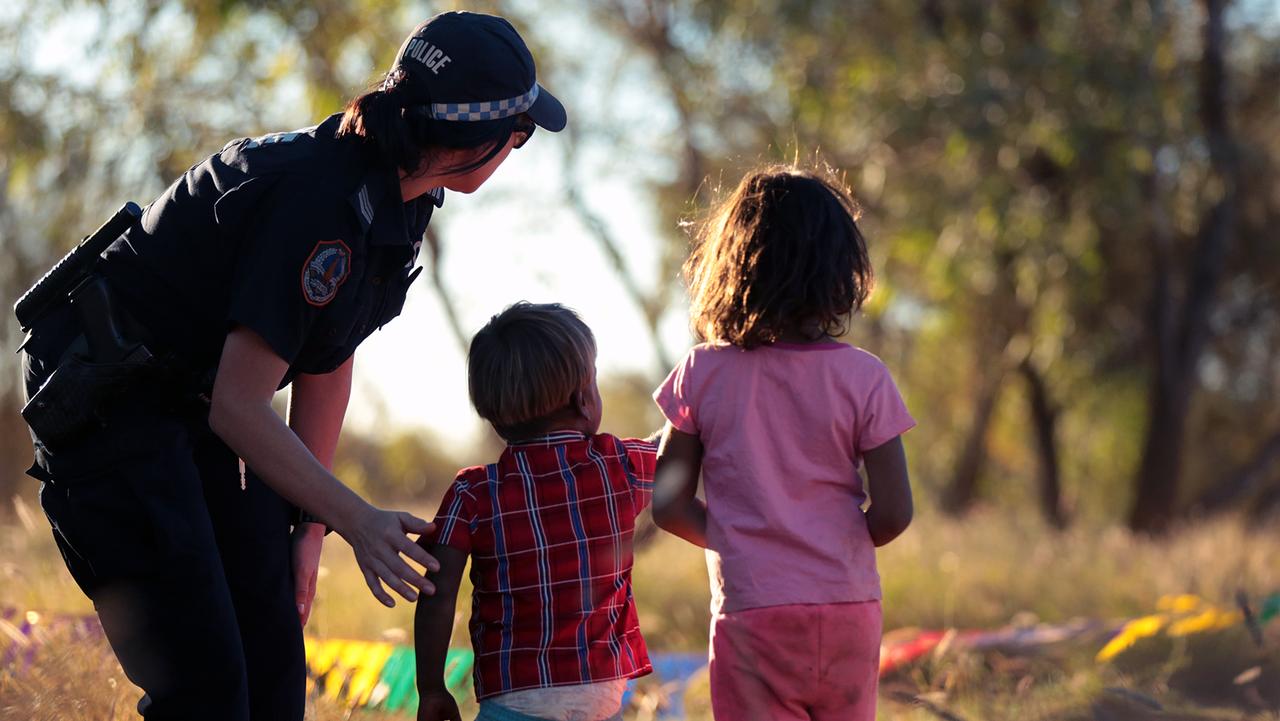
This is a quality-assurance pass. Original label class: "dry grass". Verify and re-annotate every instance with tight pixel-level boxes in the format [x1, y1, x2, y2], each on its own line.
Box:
[876, 508, 1280, 631]
[3, 494, 1279, 720]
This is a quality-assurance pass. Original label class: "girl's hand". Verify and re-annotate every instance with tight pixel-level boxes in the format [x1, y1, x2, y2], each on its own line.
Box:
[335, 503, 439, 607]
[417, 690, 462, 721]
[291, 522, 325, 626]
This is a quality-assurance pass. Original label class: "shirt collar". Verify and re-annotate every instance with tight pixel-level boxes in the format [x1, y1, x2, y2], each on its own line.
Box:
[425, 186, 445, 207]
[506, 430, 588, 448]
[343, 148, 444, 244]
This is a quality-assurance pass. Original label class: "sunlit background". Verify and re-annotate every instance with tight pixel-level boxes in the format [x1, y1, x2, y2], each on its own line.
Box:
[3, 1, 1280, 719]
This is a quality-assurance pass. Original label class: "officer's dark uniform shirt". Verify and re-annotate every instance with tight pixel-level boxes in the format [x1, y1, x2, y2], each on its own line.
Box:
[100, 113, 441, 387]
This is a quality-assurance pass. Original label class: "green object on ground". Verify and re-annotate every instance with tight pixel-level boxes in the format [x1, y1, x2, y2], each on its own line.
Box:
[378, 646, 418, 712]
[1260, 593, 1280, 625]
[371, 646, 474, 713]
[445, 648, 475, 697]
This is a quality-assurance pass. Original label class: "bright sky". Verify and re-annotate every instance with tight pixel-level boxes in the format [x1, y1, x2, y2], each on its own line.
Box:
[347, 135, 694, 447]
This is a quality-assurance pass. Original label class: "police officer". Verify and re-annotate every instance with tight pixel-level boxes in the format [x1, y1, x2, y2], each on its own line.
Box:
[20, 12, 564, 721]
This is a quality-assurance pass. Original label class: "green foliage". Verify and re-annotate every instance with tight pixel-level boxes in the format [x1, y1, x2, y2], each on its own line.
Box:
[334, 428, 463, 504]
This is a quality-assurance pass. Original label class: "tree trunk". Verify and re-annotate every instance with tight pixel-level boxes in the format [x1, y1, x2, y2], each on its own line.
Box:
[1129, 385, 1191, 531]
[942, 243, 1023, 516]
[1129, 0, 1237, 533]
[422, 225, 470, 355]
[942, 369, 1005, 514]
[1020, 358, 1068, 528]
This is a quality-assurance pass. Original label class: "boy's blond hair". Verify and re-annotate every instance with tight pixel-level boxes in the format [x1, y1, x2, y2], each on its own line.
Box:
[468, 302, 597, 440]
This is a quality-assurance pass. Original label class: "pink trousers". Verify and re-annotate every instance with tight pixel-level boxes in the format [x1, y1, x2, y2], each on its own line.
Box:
[709, 600, 882, 721]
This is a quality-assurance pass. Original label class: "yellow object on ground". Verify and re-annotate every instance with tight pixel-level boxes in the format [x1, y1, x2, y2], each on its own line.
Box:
[1096, 594, 1246, 663]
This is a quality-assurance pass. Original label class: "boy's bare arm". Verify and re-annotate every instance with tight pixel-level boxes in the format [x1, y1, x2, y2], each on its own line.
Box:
[863, 436, 913, 547]
[653, 424, 708, 548]
[414, 543, 467, 719]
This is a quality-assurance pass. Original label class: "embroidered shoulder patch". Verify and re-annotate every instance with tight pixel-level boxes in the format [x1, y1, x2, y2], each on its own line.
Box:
[301, 240, 352, 307]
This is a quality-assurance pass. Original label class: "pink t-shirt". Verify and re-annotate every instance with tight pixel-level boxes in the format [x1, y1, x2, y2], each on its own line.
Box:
[654, 341, 915, 615]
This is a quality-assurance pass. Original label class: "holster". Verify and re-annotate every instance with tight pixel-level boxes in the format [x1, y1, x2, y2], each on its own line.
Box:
[21, 275, 160, 444]
[22, 352, 155, 442]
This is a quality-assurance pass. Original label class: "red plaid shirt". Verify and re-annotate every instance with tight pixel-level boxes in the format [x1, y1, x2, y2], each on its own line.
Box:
[430, 431, 655, 699]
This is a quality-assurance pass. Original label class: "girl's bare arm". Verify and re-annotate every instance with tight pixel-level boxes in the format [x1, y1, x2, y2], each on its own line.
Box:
[653, 424, 708, 548]
[863, 436, 912, 546]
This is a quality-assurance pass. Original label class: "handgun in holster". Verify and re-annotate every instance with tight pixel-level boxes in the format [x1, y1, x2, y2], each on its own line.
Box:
[16, 203, 159, 443]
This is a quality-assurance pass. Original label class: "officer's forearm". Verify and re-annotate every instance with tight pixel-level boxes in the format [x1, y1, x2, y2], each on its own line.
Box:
[288, 355, 354, 471]
[210, 327, 373, 534]
[211, 396, 372, 533]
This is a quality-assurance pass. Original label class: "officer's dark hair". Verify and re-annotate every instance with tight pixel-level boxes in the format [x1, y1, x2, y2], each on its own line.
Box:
[337, 68, 519, 177]
[467, 302, 597, 442]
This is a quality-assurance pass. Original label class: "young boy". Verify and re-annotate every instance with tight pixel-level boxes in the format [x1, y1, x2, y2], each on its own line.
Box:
[415, 302, 654, 721]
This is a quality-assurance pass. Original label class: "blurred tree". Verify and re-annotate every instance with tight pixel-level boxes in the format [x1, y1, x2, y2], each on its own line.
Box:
[1128, 0, 1240, 533]
[575, 0, 1280, 528]
[3, 0, 1278, 530]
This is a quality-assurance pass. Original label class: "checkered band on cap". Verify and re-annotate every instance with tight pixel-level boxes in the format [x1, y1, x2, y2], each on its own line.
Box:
[430, 84, 539, 121]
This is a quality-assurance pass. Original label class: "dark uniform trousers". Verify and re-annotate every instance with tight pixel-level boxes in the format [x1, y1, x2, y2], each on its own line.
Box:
[24, 313, 306, 721]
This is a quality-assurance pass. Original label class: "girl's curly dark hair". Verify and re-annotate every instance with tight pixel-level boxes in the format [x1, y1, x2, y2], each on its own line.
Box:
[685, 165, 874, 349]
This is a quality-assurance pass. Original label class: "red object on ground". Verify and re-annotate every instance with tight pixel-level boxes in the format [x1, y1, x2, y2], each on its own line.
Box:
[878, 630, 948, 676]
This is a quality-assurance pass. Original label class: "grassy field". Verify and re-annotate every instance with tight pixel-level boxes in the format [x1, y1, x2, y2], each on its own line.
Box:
[2, 493, 1279, 720]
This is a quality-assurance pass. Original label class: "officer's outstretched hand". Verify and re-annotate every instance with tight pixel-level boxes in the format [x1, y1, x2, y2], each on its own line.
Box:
[337, 503, 439, 607]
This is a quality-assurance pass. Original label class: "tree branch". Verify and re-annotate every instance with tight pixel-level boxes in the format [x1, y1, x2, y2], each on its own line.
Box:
[423, 225, 471, 356]
[1020, 357, 1068, 528]
[560, 128, 675, 374]
[1194, 430, 1280, 514]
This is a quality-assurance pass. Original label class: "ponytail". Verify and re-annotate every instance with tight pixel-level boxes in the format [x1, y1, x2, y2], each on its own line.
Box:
[338, 70, 426, 174]
[337, 69, 519, 177]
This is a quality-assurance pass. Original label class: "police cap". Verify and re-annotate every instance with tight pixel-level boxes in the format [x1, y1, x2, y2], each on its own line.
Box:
[391, 11, 567, 132]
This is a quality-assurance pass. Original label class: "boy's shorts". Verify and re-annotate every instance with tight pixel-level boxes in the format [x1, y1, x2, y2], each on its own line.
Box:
[476, 677, 628, 721]
[475, 701, 623, 721]
[709, 600, 882, 721]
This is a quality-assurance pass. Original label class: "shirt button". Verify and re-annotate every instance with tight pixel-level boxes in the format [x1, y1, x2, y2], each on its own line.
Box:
[372, 276, 384, 285]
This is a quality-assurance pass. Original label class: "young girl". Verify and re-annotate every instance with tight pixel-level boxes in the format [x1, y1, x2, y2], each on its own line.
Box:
[652, 165, 915, 721]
